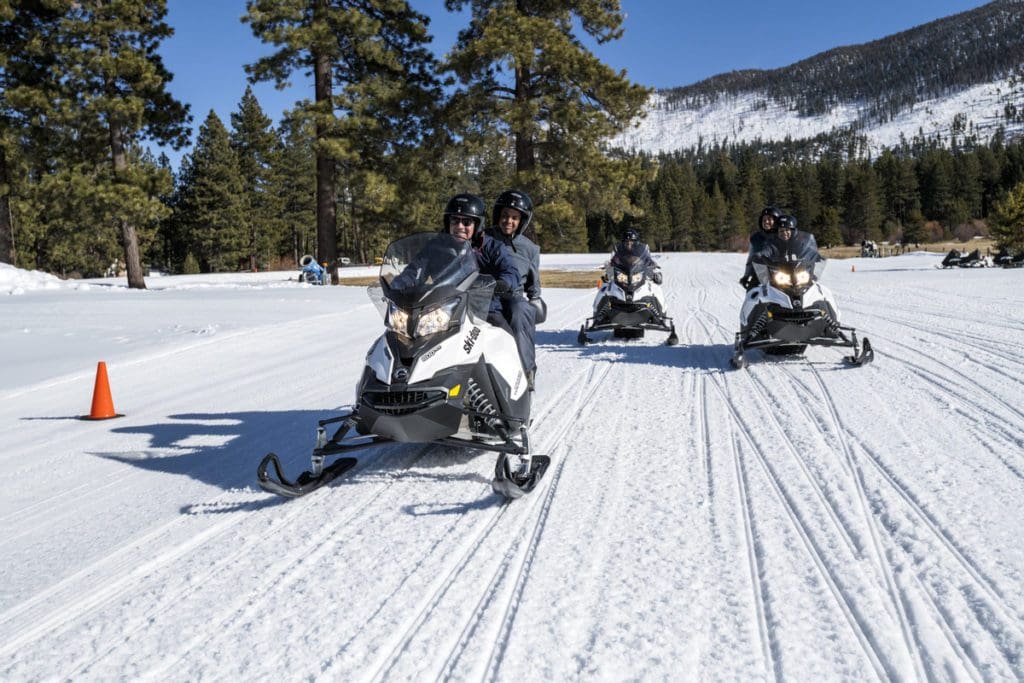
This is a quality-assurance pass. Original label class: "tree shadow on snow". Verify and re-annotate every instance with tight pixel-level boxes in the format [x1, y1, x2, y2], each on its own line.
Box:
[88, 409, 504, 510]
[536, 328, 734, 371]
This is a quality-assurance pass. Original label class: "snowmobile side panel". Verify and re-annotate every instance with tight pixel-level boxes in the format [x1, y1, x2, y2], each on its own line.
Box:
[366, 336, 394, 384]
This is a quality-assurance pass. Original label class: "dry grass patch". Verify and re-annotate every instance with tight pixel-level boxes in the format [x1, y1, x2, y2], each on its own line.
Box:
[339, 269, 604, 289]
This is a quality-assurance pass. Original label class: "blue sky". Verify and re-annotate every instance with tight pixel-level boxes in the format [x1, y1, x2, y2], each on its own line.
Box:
[155, 0, 990, 169]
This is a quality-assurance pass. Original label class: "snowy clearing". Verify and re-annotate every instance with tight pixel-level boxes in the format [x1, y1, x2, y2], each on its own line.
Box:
[1, 252, 1022, 680]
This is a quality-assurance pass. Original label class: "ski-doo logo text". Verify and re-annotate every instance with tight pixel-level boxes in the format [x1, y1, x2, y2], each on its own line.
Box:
[463, 326, 481, 353]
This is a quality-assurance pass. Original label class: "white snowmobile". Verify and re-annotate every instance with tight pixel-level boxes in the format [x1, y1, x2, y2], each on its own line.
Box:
[578, 242, 678, 345]
[258, 232, 549, 500]
[731, 254, 873, 369]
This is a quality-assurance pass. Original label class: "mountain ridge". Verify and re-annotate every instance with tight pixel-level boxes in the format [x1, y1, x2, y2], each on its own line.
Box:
[615, 0, 1024, 154]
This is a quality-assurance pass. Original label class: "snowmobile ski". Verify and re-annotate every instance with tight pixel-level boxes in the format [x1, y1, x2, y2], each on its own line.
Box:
[492, 454, 552, 499]
[257, 452, 358, 498]
[846, 337, 874, 366]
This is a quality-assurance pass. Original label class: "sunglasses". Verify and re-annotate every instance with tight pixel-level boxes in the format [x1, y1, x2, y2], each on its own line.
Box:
[449, 216, 476, 227]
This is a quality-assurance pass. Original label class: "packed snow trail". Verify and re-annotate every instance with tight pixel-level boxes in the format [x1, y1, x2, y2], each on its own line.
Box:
[1, 253, 1022, 680]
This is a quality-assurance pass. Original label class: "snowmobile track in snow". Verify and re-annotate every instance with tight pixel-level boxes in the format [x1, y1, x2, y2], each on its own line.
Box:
[357, 361, 615, 681]
[692, 307, 898, 679]
[699, 299, 1023, 679]
[804, 365, 1000, 682]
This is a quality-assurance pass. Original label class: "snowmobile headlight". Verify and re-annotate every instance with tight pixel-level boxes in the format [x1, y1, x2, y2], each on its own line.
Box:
[387, 303, 410, 337]
[794, 270, 811, 285]
[630, 272, 645, 285]
[615, 271, 629, 285]
[415, 298, 460, 337]
[772, 271, 793, 287]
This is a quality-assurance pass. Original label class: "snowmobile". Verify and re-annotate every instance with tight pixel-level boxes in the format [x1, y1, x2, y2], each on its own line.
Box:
[940, 249, 965, 268]
[298, 254, 327, 285]
[940, 248, 989, 269]
[957, 248, 989, 268]
[578, 242, 678, 345]
[259, 232, 549, 500]
[994, 249, 1024, 268]
[730, 255, 873, 369]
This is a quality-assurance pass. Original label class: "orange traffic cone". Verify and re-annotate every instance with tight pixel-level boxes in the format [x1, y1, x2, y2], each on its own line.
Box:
[82, 361, 124, 420]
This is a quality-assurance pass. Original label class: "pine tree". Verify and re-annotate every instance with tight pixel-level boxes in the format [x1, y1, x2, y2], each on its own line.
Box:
[842, 162, 881, 243]
[814, 206, 843, 248]
[918, 149, 954, 229]
[989, 180, 1024, 251]
[272, 113, 317, 267]
[444, 0, 649, 251]
[875, 149, 920, 230]
[0, 0, 68, 266]
[55, 0, 191, 288]
[230, 86, 280, 271]
[0, 0, 17, 264]
[175, 112, 250, 272]
[245, 0, 440, 276]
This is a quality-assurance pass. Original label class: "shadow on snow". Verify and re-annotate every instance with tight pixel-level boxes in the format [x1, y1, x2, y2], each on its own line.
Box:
[84, 409, 506, 512]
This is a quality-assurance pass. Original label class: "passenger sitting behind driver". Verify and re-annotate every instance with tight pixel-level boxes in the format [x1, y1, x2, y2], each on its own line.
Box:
[755, 215, 822, 267]
[443, 193, 536, 391]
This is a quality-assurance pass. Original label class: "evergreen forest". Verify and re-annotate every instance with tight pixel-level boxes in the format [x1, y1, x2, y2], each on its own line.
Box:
[2, 0, 1024, 286]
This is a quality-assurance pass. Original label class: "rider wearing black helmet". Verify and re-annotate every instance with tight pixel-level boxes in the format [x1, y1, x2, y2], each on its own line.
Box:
[440, 193, 521, 317]
[740, 206, 783, 289]
[485, 189, 543, 389]
[757, 214, 821, 263]
[611, 228, 662, 283]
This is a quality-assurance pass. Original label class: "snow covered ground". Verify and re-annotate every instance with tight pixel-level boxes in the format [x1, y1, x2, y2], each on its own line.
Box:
[2, 252, 1023, 680]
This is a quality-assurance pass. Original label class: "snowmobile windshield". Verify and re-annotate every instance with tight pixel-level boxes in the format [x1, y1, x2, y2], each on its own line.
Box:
[379, 232, 477, 295]
[611, 242, 652, 273]
[367, 232, 493, 335]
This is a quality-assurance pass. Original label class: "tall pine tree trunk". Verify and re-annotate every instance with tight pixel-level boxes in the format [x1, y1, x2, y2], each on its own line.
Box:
[313, 3, 337, 284]
[514, 65, 535, 173]
[109, 121, 146, 289]
[0, 143, 14, 264]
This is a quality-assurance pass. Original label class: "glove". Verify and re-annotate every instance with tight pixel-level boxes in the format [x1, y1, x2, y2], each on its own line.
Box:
[600, 273, 609, 283]
[529, 297, 547, 324]
[652, 271, 663, 285]
[739, 275, 756, 290]
[494, 279, 513, 298]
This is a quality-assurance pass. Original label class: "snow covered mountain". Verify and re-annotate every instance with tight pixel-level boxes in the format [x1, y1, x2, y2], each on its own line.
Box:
[614, 0, 1024, 155]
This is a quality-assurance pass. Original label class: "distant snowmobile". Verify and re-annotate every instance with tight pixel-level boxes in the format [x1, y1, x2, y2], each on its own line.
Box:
[259, 232, 549, 500]
[994, 248, 1024, 268]
[731, 255, 873, 369]
[578, 242, 678, 345]
[298, 254, 327, 284]
[940, 248, 989, 269]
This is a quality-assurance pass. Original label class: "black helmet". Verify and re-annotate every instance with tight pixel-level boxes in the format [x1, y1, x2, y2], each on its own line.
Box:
[760, 206, 782, 232]
[777, 215, 797, 234]
[492, 190, 533, 236]
[622, 228, 640, 242]
[443, 193, 486, 233]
